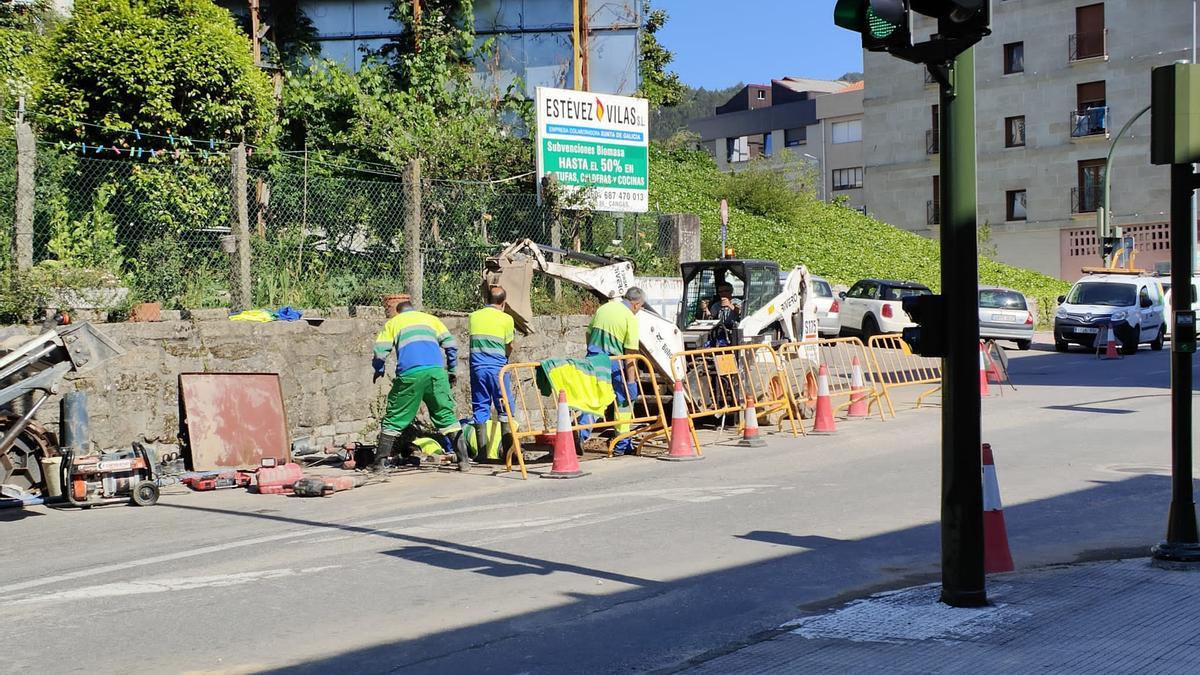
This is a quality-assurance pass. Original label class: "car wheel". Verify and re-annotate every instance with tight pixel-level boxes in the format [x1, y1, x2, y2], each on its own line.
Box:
[861, 315, 879, 341]
[1016, 339, 1032, 351]
[1151, 326, 1165, 352]
[1054, 340, 1069, 353]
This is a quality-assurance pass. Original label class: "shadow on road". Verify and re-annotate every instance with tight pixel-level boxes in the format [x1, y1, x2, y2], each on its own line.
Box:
[159, 472, 1185, 674]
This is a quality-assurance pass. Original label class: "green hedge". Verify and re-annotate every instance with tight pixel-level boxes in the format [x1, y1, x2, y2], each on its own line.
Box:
[648, 148, 1069, 325]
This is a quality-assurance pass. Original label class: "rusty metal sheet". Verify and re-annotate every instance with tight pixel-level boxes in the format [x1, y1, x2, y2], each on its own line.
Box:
[179, 373, 291, 471]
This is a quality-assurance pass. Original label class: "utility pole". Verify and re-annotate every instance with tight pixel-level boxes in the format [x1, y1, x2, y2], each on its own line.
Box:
[835, 0, 992, 608]
[248, 0, 261, 66]
[1150, 62, 1200, 564]
[580, 0, 590, 91]
[934, 49, 985, 606]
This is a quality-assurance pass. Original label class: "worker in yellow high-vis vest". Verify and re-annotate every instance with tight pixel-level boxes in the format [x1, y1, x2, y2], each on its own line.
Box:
[371, 295, 469, 472]
[467, 286, 515, 460]
[580, 287, 645, 455]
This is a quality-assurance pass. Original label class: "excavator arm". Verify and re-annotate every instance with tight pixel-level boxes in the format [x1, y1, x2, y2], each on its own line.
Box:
[484, 239, 684, 379]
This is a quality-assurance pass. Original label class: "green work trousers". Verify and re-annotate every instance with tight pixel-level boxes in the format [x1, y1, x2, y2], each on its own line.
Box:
[383, 368, 461, 434]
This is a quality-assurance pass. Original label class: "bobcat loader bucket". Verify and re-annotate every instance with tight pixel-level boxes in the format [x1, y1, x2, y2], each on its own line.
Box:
[483, 255, 536, 336]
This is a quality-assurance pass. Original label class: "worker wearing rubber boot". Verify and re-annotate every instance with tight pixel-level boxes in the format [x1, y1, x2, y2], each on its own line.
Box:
[371, 295, 470, 472]
[467, 286, 516, 462]
[579, 287, 644, 456]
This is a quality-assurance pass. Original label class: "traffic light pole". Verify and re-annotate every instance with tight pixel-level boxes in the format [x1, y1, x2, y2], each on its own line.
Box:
[936, 47, 987, 607]
[1151, 162, 1200, 563]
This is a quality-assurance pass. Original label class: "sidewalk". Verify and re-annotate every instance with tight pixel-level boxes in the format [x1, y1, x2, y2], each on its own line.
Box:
[683, 557, 1200, 673]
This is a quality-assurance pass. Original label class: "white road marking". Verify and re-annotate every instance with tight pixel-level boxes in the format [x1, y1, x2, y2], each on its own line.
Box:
[0, 485, 775, 596]
[7, 566, 340, 605]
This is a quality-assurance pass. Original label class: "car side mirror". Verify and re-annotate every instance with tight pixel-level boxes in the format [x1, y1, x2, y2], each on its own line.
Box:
[839, 291, 847, 300]
[1057, 295, 1066, 304]
[1141, 297, 1153, 308]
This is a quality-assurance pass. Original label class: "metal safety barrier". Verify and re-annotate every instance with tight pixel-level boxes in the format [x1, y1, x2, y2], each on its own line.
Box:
[670, 343, 801, 439]
[865, 334, 942, 416]
[498, 354, 671, 479]
[778, 337, 888, 423]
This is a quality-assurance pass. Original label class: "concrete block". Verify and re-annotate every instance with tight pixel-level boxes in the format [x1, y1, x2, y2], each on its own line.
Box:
[351, 306, 385, 320]
[160, 310, 183, 322]
[183, 308, 231, 321]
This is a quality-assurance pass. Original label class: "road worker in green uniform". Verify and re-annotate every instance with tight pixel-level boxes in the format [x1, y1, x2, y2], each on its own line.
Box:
[579, 287, 645, 455]
[371, 295, 469, 472]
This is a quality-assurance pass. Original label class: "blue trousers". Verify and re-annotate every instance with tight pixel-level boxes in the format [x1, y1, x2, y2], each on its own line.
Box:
[470, 366, 513, 425]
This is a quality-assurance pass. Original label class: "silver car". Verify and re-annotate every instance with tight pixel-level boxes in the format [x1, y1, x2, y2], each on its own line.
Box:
[783, 273, 840, 338]
[979, 286, 1034, 350]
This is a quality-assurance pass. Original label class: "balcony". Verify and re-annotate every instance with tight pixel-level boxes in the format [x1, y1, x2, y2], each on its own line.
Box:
[1071, 184, 1101, 214]
[1069, 30, 1108, 62]
[926, 129, 939, 155]
[927, 200, 940, 225]
[1071, 107, 1109, 139]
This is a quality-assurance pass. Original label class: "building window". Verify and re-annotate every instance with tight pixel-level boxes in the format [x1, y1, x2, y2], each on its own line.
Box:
[1003, 42, 1024, 74]
[831, 119, 862, 144]
[1072, 81, 1108, 137]
[764, 133, 774, 158]
[1073, 159, 1105, 213]
[756, 90, 766, 100]
[832, 167, 864, 191]
[1071, 3, 1107, 61]
[1006, 190, 1027, 221]
[1005, 116, 1026, 147]
[784, 127, 806, 147]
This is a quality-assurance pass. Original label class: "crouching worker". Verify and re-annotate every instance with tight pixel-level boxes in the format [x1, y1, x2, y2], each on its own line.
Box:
[371, 295, 470, 472]
[467, 285, 516, 461]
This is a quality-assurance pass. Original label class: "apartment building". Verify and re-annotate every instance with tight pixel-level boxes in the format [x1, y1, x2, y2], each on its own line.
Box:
[688, 78, 866, 209]
[863, 1, 1191, 279]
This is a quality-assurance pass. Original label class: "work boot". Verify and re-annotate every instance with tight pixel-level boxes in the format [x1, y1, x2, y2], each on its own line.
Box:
[451, 430, 471, 472]
[371, 430, 399, 473]
[473, 423, 490, 462]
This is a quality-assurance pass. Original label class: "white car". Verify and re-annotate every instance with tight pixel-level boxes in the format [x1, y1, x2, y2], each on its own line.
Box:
[1159, 276, 1200, 338]
[1053, 273, 1166, 353]
[838, 279, 932, 339]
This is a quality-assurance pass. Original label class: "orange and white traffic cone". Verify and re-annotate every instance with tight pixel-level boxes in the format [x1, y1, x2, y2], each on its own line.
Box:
[738, 396, 767, 447]
[661, 380, 703, 461]
[543, 391, 586, 479]
[812, 364, 836, 434]
[978, 342, 991, 397]
[985, 344, 1004, 384]
[847, 356, 869, 419]
[1100, 324, 1121, 360]
[982, 443, 1014, 573]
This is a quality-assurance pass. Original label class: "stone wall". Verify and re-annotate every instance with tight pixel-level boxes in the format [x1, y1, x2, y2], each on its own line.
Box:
[2, 312, 591, 451]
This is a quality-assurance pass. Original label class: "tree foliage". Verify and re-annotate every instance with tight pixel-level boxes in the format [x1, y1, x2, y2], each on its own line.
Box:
[36, 0, 275, 146]
[0, 0, 58, 110]
[651, 83, 744, 141]
[380, 0, 476, 97]
[638, 1, 685, 109]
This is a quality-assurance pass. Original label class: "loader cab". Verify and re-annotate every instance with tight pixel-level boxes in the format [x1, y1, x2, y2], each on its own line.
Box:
[678, 260, 782, 346]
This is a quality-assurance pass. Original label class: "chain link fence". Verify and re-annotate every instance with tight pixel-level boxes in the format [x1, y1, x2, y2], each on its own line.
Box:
[1, 131, 679, 320]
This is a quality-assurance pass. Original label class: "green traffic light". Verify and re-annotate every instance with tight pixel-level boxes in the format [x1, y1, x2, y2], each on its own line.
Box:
[867, 6, 899, 38]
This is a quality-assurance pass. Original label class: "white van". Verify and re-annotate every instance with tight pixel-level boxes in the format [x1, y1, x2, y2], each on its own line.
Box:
[1053, 274, 1166, 354]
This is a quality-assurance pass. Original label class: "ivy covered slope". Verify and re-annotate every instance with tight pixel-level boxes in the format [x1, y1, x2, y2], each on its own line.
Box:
[648, 147, 1069, 321]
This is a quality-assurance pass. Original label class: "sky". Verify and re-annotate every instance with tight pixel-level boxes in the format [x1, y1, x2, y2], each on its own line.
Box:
[653, 0, 864, 90]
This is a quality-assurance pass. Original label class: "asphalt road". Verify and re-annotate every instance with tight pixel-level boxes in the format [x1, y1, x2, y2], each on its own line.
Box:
[2, 334, 1196, 674]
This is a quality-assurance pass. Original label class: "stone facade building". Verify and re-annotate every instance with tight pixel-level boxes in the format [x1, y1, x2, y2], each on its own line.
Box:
[863, 1, 1191, 279]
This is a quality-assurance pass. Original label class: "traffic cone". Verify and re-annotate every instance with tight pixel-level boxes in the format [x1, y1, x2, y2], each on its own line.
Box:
[978, 342, 990, 396]
[543, 391, 586, 479]
[738, 396, 767, 447]
[982, 443, 1015, 574]
[847, 356, 869, 419]
[1100, 324, 1121, 360]
[661, 380, 703, 461]
[812, 364, 836, 434]
[985, 344, 1004, 383]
